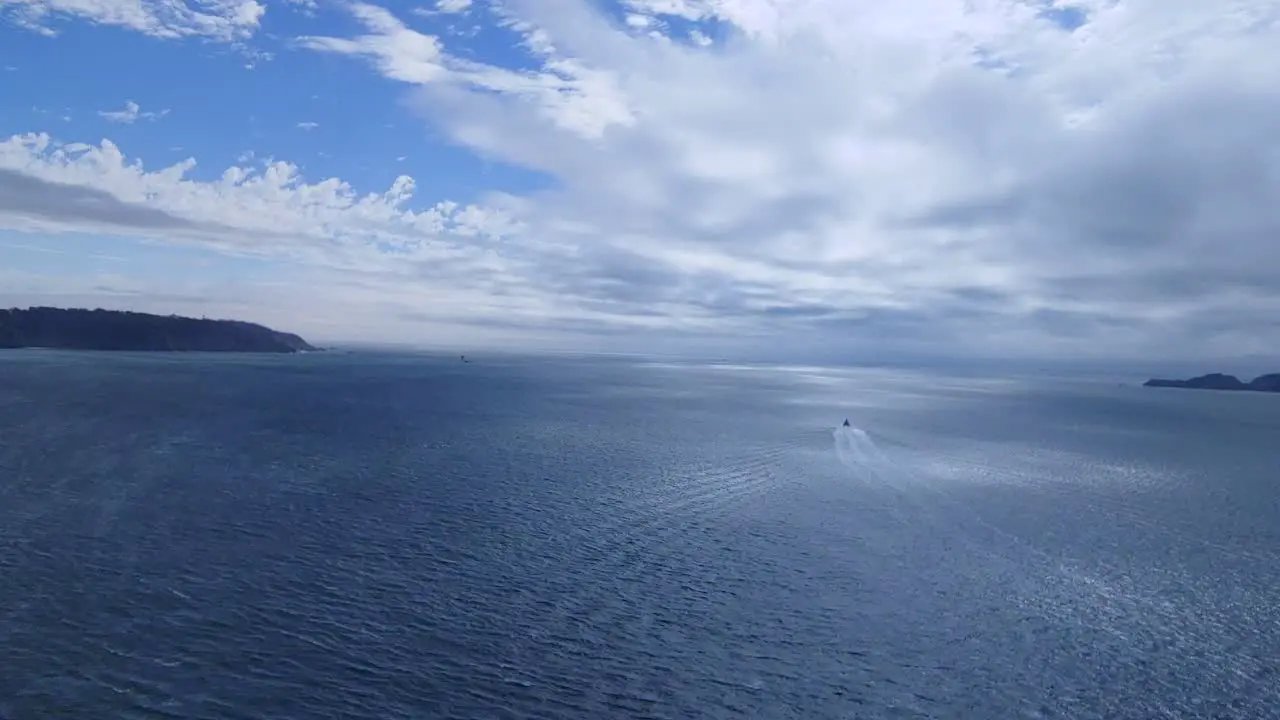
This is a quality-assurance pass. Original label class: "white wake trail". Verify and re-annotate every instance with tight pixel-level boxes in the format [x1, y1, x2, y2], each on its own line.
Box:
[832, 423, 895, 480]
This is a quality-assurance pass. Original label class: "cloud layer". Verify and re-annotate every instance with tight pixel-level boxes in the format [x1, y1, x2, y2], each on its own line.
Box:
[4, 0, 1280, 360]
[1, 0, 265, 39]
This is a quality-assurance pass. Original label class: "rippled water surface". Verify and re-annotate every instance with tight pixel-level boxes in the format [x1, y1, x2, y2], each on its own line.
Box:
[2, 351, 1278, 719]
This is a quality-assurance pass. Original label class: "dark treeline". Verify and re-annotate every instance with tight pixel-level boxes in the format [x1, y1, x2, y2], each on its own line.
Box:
[1144, 372, 1280, 393]
[0, 307, 317, 353]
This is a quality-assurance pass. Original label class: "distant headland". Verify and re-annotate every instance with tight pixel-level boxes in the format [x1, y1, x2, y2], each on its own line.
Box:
[0, 307, 318, 353]
[1143, 372, 1280, 393]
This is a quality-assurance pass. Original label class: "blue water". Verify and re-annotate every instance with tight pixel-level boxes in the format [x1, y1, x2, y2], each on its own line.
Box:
[1, 351, 1277, 719]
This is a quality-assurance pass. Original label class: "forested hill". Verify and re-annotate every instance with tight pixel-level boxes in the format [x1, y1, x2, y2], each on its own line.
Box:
[1143, 372, 1280, 393]
[0, 307, 318, 353]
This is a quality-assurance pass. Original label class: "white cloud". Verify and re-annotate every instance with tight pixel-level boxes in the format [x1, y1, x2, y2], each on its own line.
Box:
[296, 121, 319, 130]
[98, 100, 168, 124]
[296, 0, 1280, 359]
[297, 3, 635, 139]
[297, 4, 448, 84]
[410, 0, 471, 18]
[436, 0, 471, 13]
[0, 0, 264, 40]
[0, 133, 513, 259]
[0, 132, 673, 345]
[5, 0, 1280, 360]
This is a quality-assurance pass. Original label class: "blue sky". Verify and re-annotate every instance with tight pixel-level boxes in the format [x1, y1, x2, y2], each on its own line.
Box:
[2, 0, 1279, 361]
[1, 1, 554, 200]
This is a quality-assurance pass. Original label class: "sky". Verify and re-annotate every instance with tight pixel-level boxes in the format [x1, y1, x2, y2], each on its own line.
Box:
[1, 1, 1279, 362]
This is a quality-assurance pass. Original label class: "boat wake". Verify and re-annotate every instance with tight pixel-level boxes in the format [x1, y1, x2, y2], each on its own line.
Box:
[832, 421, 894, 481]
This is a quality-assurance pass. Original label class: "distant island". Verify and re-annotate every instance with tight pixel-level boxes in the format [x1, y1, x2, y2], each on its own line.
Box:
[1144, 372, 1280, 393]
[0, 307, 318, 353]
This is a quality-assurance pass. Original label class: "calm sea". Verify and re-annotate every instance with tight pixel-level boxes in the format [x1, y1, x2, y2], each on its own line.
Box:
[1, 350, 1277, 719]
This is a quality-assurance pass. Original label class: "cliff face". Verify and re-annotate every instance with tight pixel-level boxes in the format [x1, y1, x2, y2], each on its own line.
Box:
[0, 307, 317, 353]
[1144, 372, 1280, 393]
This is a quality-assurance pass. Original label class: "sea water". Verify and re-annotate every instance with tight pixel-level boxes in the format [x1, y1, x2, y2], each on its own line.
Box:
[1, 350, 1277, 718]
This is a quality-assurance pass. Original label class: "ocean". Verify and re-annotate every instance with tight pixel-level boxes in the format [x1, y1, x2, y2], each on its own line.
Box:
[1, 350, 1277, 719]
